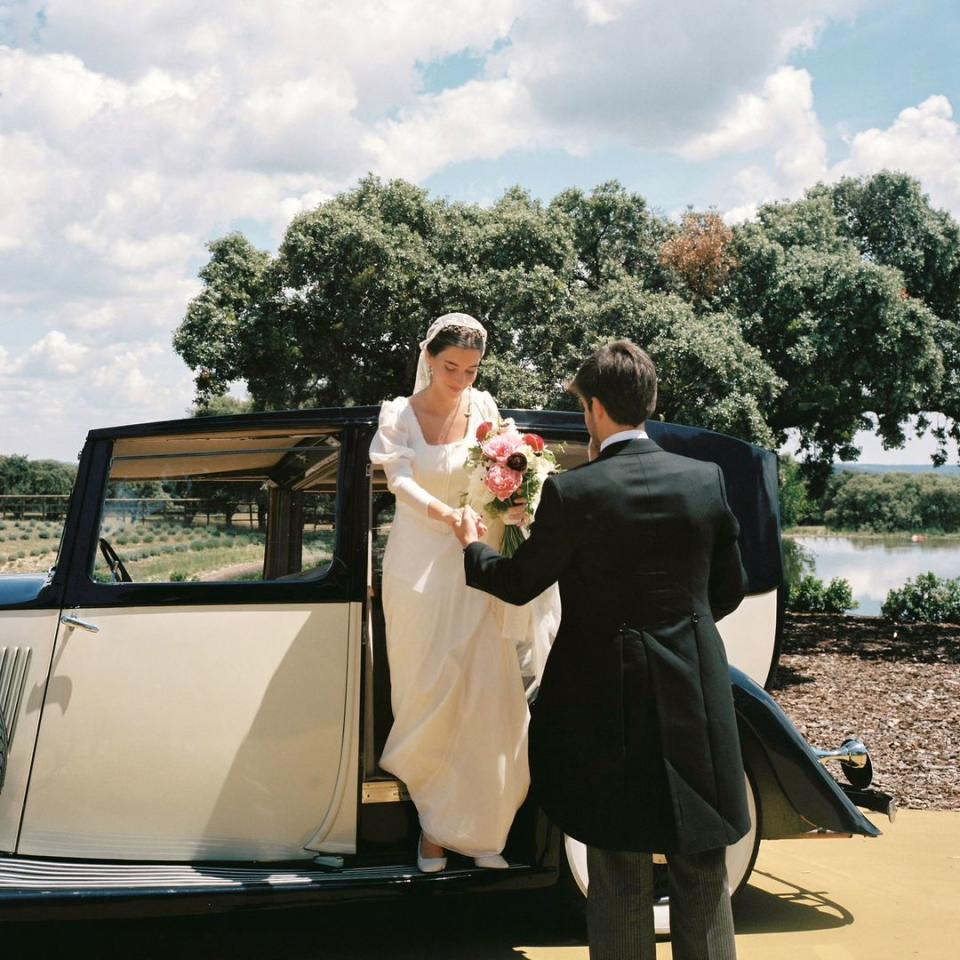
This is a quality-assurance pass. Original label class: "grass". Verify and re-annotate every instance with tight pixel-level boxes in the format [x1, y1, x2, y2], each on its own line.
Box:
[0, 518, 63, 574]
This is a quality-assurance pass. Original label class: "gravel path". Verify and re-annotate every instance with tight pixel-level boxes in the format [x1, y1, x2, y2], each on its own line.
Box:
[770, 614, 960, 810]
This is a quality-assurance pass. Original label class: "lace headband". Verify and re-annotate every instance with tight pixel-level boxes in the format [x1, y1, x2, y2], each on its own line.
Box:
[414, 313, 487, 393]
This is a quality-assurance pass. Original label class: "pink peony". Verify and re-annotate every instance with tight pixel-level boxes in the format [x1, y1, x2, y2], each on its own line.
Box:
[481, 432, 523, 463]
[485, 463, 524, 500]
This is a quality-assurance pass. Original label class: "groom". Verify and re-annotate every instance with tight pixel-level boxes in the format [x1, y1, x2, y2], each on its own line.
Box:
[454, 340, 750, 960]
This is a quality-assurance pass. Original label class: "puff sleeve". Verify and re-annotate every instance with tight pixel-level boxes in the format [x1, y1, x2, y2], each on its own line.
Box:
[474, 389, 501, 425]
[369, 398, 435, 514]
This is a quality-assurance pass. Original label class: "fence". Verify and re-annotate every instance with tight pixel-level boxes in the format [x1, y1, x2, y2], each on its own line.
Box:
[0, 496, 334, 529]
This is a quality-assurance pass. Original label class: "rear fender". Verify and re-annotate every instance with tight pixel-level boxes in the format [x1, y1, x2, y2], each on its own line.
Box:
[731, 666, 881, 839]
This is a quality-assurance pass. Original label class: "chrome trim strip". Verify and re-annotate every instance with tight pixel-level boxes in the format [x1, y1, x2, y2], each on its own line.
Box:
[0, 646, 32, 761]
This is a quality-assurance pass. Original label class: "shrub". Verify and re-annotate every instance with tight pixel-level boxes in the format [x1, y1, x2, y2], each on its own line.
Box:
[779, 456, 818, 527]
[787, 574, 858, 614]
[824, 472, 960, 532]
[169, 570, 189, 582]
[882, 572, 960, 623]
[782, 538, 814, 594]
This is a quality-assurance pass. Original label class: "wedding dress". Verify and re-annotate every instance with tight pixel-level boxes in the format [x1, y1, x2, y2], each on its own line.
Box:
[369, 387, 559, 857]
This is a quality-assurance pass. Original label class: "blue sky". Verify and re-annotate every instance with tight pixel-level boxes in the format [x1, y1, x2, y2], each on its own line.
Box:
[1, 0, 958, 464]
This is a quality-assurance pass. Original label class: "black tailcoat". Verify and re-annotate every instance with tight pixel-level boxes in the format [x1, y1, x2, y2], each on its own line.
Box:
[464, 438, 751, 854]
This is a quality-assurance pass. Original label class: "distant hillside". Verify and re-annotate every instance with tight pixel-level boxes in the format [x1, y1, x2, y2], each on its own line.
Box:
[833, 463, 960, 476]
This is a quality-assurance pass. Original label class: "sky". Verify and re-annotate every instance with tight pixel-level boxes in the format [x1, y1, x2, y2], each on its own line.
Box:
[1, 0, 959, 465]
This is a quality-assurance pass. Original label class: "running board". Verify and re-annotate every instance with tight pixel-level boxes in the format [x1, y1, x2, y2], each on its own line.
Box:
[0, 854, 553, 920]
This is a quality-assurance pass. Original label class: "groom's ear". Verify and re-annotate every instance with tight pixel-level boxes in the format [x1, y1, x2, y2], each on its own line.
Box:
[590, 396, 608, 423]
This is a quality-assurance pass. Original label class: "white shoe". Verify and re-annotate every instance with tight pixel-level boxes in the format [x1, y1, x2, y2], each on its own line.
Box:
[473, 853, 509, 869]
[417, 833, 447, 873]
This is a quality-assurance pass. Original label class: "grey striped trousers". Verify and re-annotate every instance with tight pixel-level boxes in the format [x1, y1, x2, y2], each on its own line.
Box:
[586, 846, 737, 960]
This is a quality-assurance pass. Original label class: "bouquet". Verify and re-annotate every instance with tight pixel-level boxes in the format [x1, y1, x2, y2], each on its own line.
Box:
[462, 418, 561, 556]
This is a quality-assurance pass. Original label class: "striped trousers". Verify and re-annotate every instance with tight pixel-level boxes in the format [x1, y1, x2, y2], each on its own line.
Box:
[586, 846, 737, 960]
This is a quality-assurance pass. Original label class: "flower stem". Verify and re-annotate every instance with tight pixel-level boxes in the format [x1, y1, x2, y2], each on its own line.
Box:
[501, 524, 525, 558]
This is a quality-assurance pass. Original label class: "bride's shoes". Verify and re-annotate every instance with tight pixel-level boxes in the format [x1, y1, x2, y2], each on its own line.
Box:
[416, 832, 508, 871]
[473, 852, 509, 869]
[417, 832, 447, 873]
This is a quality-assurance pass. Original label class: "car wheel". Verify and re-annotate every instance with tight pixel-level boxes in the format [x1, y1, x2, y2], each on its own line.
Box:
[560, 768, 760, 936]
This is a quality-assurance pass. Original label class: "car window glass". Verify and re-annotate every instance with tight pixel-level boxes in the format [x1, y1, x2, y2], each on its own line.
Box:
[91, 431, 340, 584]
[0, 496, 70, 577]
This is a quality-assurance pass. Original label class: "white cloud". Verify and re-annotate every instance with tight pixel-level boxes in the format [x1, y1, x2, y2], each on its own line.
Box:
[15, 331, 88, 377]
[366, 79, 538, 181]
[0, 0, 915, 461]
[685, 75, 960, 223]
[833, 95, 960, 215]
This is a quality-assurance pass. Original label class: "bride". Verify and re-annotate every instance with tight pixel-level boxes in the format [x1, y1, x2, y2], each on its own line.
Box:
[369, 313, 558, 872]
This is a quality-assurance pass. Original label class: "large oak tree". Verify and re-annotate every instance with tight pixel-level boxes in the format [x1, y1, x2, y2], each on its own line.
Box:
[174, 173, 960, 480]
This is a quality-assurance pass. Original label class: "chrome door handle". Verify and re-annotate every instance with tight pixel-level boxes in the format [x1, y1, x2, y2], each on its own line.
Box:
[60, 615, 100, 634]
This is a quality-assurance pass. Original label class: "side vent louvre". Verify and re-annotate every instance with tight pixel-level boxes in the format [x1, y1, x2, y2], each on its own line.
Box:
[0, 646, 32, 793]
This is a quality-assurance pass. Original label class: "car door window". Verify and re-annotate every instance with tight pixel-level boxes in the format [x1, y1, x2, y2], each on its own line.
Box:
[91, 430, 340, 584]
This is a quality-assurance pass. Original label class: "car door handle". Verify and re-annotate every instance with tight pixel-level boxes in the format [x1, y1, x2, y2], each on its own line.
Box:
[60, 615, 100, 634]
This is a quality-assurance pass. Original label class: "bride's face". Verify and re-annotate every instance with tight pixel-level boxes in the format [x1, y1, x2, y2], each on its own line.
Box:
[430, 346, 482, 396]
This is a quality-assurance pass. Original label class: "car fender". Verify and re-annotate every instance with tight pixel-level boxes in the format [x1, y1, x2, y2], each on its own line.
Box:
[731, 666, 881, 839]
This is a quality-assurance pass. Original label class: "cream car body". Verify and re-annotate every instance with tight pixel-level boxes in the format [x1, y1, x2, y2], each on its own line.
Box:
[0, 407, 891, 922]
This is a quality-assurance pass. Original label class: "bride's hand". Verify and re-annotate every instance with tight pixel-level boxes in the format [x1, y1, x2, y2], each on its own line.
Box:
[462, 505, 488, 538]
[504, 498, 528, 527]
[475, 511, 488, 538]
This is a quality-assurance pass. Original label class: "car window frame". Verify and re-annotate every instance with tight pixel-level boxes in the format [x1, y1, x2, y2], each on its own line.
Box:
[61, 425, 368, 609]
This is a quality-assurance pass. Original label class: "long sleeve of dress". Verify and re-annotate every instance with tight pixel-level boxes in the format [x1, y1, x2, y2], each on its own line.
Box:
[369, 398, 435, 514]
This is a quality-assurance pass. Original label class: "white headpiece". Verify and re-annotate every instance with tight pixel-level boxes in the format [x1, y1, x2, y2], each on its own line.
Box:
[414, 312, 488, 393]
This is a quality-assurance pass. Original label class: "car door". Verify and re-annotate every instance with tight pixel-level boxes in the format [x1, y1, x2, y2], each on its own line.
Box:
[18, 418, 366, 862]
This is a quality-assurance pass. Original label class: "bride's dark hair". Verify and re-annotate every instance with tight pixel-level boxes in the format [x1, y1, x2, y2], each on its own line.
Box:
[426, 325, 485, 356]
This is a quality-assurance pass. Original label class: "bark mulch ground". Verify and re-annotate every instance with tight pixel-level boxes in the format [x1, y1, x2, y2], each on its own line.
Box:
[770, 613, 960, 811]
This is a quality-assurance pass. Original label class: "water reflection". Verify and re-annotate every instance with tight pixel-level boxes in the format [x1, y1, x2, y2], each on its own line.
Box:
[790, 536, 960, 616]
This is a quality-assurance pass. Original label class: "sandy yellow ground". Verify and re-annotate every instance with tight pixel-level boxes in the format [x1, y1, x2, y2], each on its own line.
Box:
[518, 809, 960, 960]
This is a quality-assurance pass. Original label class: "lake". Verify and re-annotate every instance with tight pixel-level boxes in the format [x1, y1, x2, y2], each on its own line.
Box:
[789, 535, 960, 616]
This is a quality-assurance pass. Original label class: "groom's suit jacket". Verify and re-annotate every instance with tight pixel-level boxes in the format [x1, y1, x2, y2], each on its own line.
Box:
[464, 437, 751, 854]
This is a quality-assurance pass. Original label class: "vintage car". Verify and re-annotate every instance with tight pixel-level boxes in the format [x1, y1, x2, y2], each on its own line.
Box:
[0, 406, 895, 927]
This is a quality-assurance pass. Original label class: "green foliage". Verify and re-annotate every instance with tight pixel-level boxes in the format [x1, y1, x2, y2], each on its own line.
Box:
[781, 537, 814, 595]
[0, 455, 76, 495]
[725, 194, 944, 491]
[589, 284, 781, 446]
[787, 574, 858, 614]
[882, 572, 960, 623]
[173, 172, 960, 475]
[811, 172, 960, 467]
[779, 456, 817, 527]
[823, 471, 960, 532]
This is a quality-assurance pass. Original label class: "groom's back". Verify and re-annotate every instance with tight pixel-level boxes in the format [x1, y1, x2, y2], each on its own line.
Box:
[552, 441, 738, 635]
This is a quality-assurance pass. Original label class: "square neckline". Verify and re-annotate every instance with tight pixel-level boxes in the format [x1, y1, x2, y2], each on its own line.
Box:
[408, 389, 476, 447]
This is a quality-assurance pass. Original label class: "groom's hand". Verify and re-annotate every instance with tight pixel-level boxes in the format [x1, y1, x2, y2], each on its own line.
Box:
[453, 507, 481, 549]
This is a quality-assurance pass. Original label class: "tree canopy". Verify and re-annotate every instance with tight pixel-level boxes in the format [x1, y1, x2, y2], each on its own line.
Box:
[174, 172, 960, 478]
[0, 455, 77, 496]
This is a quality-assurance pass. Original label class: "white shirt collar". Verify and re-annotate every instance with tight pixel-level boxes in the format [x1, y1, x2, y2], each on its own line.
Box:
[600, 428, 648, 452]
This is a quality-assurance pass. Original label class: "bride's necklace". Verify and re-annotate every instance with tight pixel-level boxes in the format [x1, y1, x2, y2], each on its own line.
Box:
[435, 389, 468, 444]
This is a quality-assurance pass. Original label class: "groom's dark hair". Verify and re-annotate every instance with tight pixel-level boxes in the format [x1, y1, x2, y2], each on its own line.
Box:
[569, 339, 658, 426]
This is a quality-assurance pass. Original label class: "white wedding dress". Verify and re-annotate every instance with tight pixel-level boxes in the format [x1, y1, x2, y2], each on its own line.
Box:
[369, 388, 559, 857]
